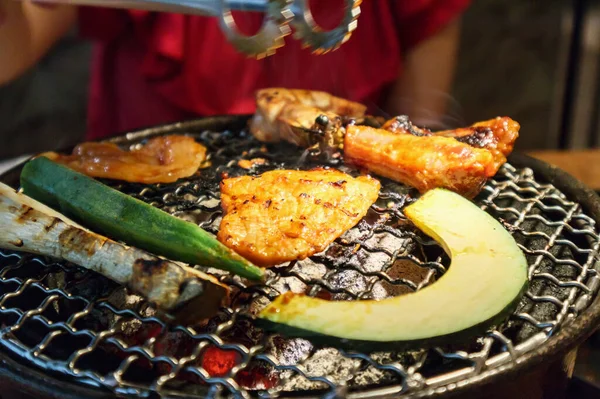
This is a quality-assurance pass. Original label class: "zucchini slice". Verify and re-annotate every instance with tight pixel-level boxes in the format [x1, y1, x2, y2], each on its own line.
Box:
[20, 156, 264, 281]
[257, 188, 528, 350]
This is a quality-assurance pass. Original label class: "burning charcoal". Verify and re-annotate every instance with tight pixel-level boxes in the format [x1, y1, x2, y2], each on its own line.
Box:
[200, 345, 242, 377]
[89, 288, 147, 336]
[155, 330, 197, 359]
[1, 122, 595, 399]
[377, 259, 438, 297]
[350, 351, 422, 388]
[46, 270, 68, 314]
[236, 360, 279, 390]
[45, 270, 67, 291]
[249, 294, 271, 316]
[281, 348, 360, 392]
[270, 336, 314, 366]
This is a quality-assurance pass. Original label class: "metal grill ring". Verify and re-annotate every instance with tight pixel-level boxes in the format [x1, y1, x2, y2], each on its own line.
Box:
[1, 117, 599, 398]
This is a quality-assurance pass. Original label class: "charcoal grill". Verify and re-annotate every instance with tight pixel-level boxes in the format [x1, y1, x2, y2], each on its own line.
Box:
[1, 115, 600, 399]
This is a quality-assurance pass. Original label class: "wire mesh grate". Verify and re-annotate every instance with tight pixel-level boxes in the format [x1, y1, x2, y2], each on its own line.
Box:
[1, 126, 600, 398]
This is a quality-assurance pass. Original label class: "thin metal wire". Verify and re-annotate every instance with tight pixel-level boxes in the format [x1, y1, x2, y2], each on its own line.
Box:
[0, 130, 599, 398]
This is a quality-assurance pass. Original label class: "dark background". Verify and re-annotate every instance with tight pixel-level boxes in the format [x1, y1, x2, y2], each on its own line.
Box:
[0, 0, 598, 158]
[2, 1, 600, 396]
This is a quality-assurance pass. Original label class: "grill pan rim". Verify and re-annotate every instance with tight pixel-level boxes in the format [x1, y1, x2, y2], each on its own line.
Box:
[0, 350, 113, 399]
[0, 115, 599, 399]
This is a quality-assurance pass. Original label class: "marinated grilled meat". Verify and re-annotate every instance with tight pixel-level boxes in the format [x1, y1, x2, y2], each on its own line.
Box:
[217, 169, 380, 267]
[344, 125, 497, 198]
[382, 116, 520, 170]
[249, 89, 519, 197]
[250, 88, 366, 149]
[41, 135, 207, 184]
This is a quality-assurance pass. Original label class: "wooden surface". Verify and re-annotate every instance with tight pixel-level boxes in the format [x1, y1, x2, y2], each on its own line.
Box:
[527, 149, 600, 190]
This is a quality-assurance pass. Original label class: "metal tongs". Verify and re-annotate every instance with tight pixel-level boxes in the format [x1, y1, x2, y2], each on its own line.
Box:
[37, 0, 361, 58]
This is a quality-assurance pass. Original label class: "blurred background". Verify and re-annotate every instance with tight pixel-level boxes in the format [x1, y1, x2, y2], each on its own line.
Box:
[0, 0, 595, 158]
[2, 1, 600, 396]
[2, 0, 600, 161]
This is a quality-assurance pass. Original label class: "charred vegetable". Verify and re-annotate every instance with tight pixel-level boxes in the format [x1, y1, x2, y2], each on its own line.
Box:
[20, 156, 264, 281]
[0, 182, 229, 321]
[257, 188, 528, 350]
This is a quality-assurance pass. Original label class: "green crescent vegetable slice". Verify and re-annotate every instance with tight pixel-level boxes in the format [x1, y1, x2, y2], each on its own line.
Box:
[257, 188, 528, 350]
[20, 156, 264, 281]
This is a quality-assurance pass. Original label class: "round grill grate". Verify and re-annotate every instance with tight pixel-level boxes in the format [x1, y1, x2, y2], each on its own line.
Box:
[1, 118, 600, 398]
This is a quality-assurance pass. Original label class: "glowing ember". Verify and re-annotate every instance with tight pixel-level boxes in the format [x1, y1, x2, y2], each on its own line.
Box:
[201, 346, 241, 377]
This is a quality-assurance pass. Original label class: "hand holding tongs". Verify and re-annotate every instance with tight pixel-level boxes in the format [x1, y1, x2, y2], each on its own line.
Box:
[34, 0, 362, 58]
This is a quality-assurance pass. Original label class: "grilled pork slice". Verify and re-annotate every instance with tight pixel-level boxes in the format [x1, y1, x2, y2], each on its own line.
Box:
[41, 135, 207, 184]
[217, 169, 380, 267]
[0, 182, 228, 321]
[344, 125, 499, 198]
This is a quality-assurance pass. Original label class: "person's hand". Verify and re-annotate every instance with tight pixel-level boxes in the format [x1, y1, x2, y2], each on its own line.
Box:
[0, 1, 57, 27]
[0, 0, 76, 86]
[31, 0, 59, 8]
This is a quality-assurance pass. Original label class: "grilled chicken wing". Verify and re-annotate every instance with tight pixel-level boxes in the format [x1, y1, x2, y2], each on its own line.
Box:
[345, 117, 520, 198]
[344, 125, 498, 198]
[250, 88, 366, 148]
[41, 135, 207, 184]
[217, 169, 380, 267]
[382, 116, 520, 170]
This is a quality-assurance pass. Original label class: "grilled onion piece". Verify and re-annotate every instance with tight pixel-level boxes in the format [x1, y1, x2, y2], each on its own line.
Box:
[42, 135, 207, 184]
[0, 182, 229, 321]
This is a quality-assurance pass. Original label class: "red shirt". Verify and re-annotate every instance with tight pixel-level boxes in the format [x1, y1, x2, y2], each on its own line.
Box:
[79, 0, 470, 140]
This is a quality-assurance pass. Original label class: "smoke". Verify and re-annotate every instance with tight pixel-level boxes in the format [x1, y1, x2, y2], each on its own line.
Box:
[366, 89, 467, 131]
